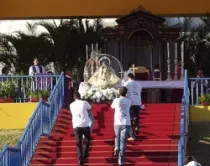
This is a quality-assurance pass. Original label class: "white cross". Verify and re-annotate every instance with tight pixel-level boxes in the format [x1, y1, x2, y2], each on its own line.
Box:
[129, 64, 138, 75]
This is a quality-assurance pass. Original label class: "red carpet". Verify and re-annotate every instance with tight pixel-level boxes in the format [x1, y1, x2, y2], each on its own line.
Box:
[30, 103, 180, 166]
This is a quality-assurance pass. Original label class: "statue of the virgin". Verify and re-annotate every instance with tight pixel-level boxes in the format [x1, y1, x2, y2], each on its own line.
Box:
[88, 62, 120, 88]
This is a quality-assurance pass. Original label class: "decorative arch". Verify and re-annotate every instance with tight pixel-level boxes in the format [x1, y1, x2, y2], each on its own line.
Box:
[128, 28, 154, 40]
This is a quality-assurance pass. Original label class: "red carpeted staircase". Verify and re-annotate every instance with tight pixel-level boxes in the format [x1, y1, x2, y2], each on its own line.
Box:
[30, 103, 180, 166]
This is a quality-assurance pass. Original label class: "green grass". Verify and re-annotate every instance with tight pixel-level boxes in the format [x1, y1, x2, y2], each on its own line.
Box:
[187, 122, 210, 166]
[0, 129, 24, 151]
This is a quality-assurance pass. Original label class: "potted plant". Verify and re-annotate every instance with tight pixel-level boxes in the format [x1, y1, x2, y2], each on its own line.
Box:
[41, 90, 50, 102]
[29, 90, 50, 102]
[0, 80, 17, 103]
[198, 94, 210, 106]
[29, 90, 42, 102]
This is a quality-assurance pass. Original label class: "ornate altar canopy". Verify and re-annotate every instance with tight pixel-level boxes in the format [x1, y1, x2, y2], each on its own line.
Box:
[102, 6, 183, 81]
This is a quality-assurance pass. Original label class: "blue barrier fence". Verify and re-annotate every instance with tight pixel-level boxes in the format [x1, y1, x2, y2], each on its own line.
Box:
[178, 70, 189, 166]
[189, 77, 210, 105]
[0, 74, 60, 102]
[0, 72, 64, 166]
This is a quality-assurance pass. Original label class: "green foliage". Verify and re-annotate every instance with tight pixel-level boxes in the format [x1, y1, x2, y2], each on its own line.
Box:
[198, 94, 210, 104]
[0, 80, 17, 98]
[37, 19, 104, 73]
[0, 19, 104, 76]
[41, 90, 50, 98]
[180, 17, 210, 76]
[30, 90, 50, 99]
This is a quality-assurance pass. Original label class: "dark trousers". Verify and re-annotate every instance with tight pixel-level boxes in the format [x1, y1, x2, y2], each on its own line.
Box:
[74, 127, 91, 163]
[129, 105, 141, 139]
[130, 105, 141, 129]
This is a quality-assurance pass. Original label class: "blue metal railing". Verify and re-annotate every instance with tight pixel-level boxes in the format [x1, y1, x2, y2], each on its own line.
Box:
[0, 72, 64, 166]
[0, 74, 60, 102]
[178, 70, 189, 166]
[189, 77, 210, 105]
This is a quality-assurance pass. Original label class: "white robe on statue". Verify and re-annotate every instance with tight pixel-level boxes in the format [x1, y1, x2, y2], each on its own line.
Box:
[88, 63, 120, 88]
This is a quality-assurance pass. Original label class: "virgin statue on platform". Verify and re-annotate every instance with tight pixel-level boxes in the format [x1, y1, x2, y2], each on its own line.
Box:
[88, 62, 121, 88]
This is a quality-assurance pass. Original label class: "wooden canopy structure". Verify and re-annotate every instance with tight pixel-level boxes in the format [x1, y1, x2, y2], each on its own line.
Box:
[102, 6, 181, 80]
[1, 0, 210, 19]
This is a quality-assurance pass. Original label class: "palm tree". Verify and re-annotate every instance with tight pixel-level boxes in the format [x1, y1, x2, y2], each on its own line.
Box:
[0, 22, 53, 74]
[180, 17, 210, 76]
[37, 19, 104, 73]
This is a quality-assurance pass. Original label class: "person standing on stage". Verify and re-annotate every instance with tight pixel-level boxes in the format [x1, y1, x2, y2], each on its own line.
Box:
[70, 92, 92, 165]
[111, 87, 131, 166]
[64, 69, 74, 108]
[124, 73, 142, 140]
[29, 57, 46, 75]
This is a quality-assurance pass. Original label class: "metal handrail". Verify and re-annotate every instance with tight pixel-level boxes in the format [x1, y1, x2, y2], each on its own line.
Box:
[178, 69, 189, 166]
[0, 72, 64, 166]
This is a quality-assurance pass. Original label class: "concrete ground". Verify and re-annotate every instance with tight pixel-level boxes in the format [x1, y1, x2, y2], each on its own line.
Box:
[187, 122, 210, 166]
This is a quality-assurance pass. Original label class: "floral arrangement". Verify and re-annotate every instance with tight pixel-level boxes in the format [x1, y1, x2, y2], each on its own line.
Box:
[82, 87, 119, 103]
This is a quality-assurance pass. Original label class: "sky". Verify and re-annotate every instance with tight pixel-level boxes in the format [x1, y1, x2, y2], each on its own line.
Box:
[0, 17, 205, 35]
[0, 19, 117, 34]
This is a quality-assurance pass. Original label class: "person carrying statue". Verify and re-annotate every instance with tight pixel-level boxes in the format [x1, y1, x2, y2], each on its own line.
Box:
[124, 73, 143, 140]
[111, 86, 131, 166]
[70, 92, 93, 165]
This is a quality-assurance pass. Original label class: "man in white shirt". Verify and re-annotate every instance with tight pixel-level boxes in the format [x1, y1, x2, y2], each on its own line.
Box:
[111, 87, 131, 166]
[70, 92, 92, 165]
[28, 57, 46, 75]
[124, 73, 142, 140]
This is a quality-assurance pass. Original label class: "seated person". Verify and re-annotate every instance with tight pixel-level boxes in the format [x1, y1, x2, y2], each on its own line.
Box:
[29, 57, 46, 75]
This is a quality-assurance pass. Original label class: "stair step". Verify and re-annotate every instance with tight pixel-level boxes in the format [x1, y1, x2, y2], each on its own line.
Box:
[30, 163, 177, 166]
[30, 156, 178, 164]
[34, 145, 178, 154]
[33, 150, 178, 158]
[40, 135, 180, 141]
[30, 104, 181, 166]
[38, 139, 178, 146]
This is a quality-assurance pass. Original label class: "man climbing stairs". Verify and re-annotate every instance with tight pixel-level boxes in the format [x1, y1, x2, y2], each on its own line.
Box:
[30, 103, 180, 165]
